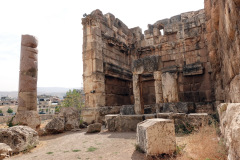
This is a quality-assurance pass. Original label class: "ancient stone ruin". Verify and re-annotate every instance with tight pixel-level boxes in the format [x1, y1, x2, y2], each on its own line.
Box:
[81, 8, 212, 123]
[82, 0, 240, 158]
[12, 35, 41, 130]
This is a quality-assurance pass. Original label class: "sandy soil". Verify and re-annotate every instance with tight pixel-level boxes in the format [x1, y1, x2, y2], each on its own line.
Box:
[10, 128, 145, 160]
[8, 125, 226, 160]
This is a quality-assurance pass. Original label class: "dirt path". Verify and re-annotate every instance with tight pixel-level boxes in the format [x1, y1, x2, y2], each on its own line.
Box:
[10, 129, 145, 160]
[9, 126, 226, 160]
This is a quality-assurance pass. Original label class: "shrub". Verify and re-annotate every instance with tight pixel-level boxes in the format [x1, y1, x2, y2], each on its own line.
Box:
[7, 108, 13, 114]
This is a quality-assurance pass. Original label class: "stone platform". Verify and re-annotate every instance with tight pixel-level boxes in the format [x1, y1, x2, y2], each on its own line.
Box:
[105, 113, 209, 132]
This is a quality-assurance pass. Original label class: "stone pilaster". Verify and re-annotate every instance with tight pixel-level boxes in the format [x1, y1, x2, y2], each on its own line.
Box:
[154, 71, 163, 103]
[133, 74, 144, 114]
[13, 35, 40, 130]
[81, 15, 105, 123]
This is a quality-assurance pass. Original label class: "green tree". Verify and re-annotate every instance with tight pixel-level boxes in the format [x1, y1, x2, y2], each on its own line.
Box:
[0, 110, 2, 114]
[7, 108, 13, 114]
[61, 89, 84, 111]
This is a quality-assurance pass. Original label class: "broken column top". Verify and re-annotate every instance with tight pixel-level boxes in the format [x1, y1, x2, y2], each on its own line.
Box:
[21, 34, 38, 48]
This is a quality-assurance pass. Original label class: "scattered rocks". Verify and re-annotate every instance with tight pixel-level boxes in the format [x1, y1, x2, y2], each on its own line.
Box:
[45, 107, 80, 134]
[58, 107, 80, 131]
[45, 117, 65, 134]
[87, 123, 102, 133]
[0, 126, 39, 153]
[0, 143, 12, 159]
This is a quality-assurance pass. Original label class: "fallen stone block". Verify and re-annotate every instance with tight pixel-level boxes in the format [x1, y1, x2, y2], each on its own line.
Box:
[0, 126, 39, 153]
[45, 117, 65, 134]
[105, 114, 143, 132]
[137, 119, 176, 156]
[87, 123, 102, 133]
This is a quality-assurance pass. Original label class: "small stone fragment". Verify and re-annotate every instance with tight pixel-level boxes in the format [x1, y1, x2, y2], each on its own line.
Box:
[87, 123, 102, 133]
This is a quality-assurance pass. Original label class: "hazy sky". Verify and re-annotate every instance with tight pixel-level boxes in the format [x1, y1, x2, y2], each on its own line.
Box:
[0, 0, 204, 91]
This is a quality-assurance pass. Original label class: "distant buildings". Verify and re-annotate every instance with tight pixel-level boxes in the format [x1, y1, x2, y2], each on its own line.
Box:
[37, 95, 61, 114]
[0, 96, 17, 106]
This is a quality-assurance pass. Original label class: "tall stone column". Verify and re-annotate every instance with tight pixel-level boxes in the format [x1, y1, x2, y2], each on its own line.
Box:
[154, 71, 163, 103]
[13, 35, 40, 130]
[133, 74, 144, 114]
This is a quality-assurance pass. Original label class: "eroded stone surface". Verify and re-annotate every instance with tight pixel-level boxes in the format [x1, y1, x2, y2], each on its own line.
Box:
[0, 126, 39, 153]
[0, 143, 12, 159]
[13, 34, 40, 130]
[87, 123, 102, 133]
[82, 9, 214, 122]
[12, 111, 41, 130]
[45, 117, 65, 134]
[58, 107, 80, 131]
[136, 119, 176, 156]
[218, 103, 240, 160]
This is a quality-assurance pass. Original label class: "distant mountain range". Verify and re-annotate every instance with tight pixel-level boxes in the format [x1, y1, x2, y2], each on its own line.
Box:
[0, 87, 82, 99]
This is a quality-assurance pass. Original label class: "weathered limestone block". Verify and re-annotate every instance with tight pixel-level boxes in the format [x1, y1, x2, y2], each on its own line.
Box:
[13, 34, 40, 130]
[218, 103, 240, 160]
[120, 105, 135, 115]
[87, 123, 102, 133]
[12, 111, 41, 130]
[161, 72, 179, 102]
[0, 126, 39, 153]
[0, 143, 12, 159]
[183, 63, 203, 76]
[106, 114, 143, 132]
[229, 75, 240, 103]
[81, 108, 99, 124]
[58, 107, 80, 131]
[157, 102, 195, 113]
[133, 74, 144, 114]
[136, 119, 176, 156]
[45, 117, 65, 134]
[154, 71, 163, 103]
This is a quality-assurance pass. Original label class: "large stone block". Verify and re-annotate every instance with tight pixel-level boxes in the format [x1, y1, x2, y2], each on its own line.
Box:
[120, 105, 135, 115]
[0, 126, 39, 153]
[105, 114, 143, 132]
[161, 72, 179, 102]
[12, 111, 41, 130]
[218, 103, 240, 160]
[136, 119, 176, 156]
[157, 102, 195, 113]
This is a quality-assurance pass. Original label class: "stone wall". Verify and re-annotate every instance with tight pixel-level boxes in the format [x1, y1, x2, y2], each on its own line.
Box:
[82, 8, 215, 122]
[205, 0, 240, 104]
[135, 9, 213, 103]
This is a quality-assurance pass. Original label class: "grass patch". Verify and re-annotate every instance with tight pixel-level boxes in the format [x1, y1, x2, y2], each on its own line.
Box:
[177, 125, 227, 159]
[220, 104, 228, 115]
[46, 152, 53, 155]
[87, 146, 97, 152]
[22, 145, 35, 154]
[175, 122, 194, 134]
[135, 144, 144, 153]
[63, 150, 69, 153]
[175, 144, 186, 156]
[72, 149, 81, 152]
